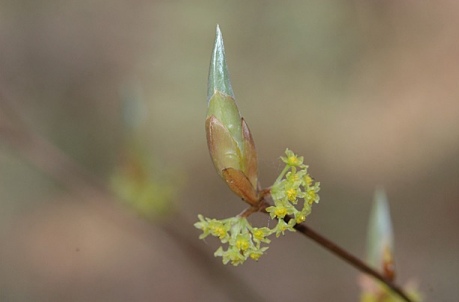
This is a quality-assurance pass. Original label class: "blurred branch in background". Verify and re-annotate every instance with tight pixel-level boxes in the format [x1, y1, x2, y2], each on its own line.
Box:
[0, 89, 108, 200]
[0, 87, 267, 302]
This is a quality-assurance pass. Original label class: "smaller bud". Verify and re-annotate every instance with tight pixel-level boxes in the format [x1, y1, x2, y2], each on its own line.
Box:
[360, 188, 422, 301]
[366, 188, 395, 280]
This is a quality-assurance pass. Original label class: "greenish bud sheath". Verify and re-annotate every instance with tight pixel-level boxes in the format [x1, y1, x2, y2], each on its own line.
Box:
[207, 92, 243, 152]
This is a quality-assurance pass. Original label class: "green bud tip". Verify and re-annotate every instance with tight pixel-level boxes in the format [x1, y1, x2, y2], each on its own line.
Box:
[207, 25, 235, 102]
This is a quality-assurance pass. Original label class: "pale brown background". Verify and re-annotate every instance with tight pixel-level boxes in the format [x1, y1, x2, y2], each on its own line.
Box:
[1, 1, 458, 301]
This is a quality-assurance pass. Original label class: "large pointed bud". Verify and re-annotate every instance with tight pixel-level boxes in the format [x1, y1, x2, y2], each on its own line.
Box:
[206, 25, 259, 205]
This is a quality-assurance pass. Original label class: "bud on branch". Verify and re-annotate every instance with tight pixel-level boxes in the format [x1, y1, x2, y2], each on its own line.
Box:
[205, 25, 259, 206]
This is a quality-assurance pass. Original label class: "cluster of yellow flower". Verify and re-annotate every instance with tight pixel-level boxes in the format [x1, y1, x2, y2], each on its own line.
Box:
[195, 149, 320, 265]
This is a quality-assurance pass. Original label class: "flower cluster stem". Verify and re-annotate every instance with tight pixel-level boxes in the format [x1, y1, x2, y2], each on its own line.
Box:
[274, 165, 289, 184]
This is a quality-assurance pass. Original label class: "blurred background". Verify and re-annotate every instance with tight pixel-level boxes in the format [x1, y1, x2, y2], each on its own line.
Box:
[1, 1, 458, 301]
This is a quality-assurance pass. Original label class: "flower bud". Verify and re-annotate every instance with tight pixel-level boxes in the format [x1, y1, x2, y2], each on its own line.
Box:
[205, 25, 259, 205]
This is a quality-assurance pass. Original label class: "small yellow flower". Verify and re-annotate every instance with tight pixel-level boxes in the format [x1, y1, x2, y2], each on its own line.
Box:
[286, 188, 298, 201]
[208, 220, 229, 240]
[282, 149, 304, 167]
[296, 213, 306, 224]
[235, 235, 250, 251]
[249, 250, 264, 261]
[274, 206, 288, 218]
[286, 171, 300, 183]
[213, 225, 227, 239]
[253, 229, 265, 241]
[307, 189, 316, 204]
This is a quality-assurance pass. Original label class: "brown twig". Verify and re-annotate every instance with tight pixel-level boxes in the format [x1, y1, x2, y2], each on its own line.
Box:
[290, 217, 412, 301]
[256, 197, 413, 302]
